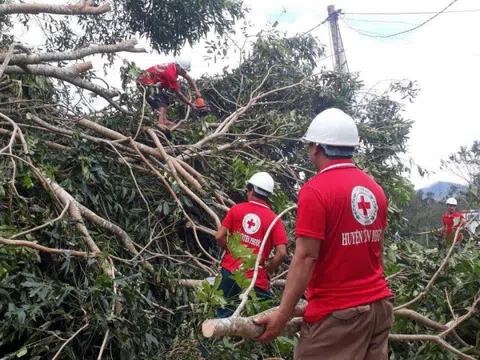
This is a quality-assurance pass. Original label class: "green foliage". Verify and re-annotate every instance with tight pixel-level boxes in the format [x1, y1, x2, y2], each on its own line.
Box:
[227, 232, 257, 270]
[1, 0, 244, 55]
[385, 240, 480, 358]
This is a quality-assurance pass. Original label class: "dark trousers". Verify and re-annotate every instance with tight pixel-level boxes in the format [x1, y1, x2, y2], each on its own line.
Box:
[217, 268, 272, 318]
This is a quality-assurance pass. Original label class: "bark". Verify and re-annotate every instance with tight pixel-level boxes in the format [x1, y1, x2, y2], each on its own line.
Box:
[77, 119, 162, 158]
[0, 42, 16, 79]
[202, 312, 302, 338]
[27, 114, 138, 157]
[394, 309, 448, 331]
[0, 127, 70, 151]
[4, 63, 119, 98]
[67, 61, 93, 75]
[0, 237, 97, 257]
[0, 2, 111, 16]
[1, 39, 145, 65]
[147, 128, 221, 228]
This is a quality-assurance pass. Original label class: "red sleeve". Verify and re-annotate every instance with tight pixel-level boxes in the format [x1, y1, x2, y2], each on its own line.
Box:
[442, 214, 447, 226]
[271, 220, 288, 246]
[295, 186, 326, 240]
[221, 207, 235, 231]
[165, 63, 179, 89]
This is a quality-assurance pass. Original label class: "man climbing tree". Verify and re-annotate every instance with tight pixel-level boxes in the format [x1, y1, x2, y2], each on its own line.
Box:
[214, 172, 288, 318]
[255, 109, 394, 360]
[138, 56, 201, 128]
[442, 197, 465, 243]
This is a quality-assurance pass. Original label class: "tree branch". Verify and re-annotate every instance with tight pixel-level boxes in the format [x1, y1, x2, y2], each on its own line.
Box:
[4, 63, 119, 98]
[0, 237, 98, 258]
[0, 2, 111, 16]
[1, 39, 145, 65]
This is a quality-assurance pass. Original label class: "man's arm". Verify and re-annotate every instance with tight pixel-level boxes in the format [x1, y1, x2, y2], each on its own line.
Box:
[173, 88, 196, 108]
[255, 236, 320, 342]
[179, 70, 201, 98]
[215, 225, 229, 251]
[266, 244, 287, 277]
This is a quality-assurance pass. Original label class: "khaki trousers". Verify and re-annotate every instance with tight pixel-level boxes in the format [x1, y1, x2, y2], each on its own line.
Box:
[294, 298, 393, 360]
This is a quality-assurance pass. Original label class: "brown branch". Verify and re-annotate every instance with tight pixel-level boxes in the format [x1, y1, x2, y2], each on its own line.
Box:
[147, 128, 221, 228]
[79, 204, 155, 273]
[394, 225, 462, 311]
[66, 61, 93, 75]
[10, 200, 70, 239]
[128, 139, 219, 265]
[389, 334, 475, 360]
[203, 310, 302, 339]
[77, 118, 161, 157]
[0, 237, 98, 258]
[0, 2, 111, 16]
[52, 310, 89, 360]
[1, 39, 145, 65]
[0, 42, 17, 79]
[4, 63, 119, 98]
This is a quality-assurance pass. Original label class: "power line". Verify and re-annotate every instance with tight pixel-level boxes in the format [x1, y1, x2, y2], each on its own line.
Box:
[299, 16, 330, 37]
[344, 17, 420, 26]
[340, 18, 392, 38]
[340, 0, 460, 39]
[344, 8, 480, 16]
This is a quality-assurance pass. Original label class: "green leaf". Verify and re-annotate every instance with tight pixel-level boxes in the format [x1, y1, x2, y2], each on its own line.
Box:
[22, 175, 33, 188]
[16, 348, 27, 358]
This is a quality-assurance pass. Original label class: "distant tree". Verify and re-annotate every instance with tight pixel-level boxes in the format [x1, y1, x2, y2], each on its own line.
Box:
[442, 141, 480, 208]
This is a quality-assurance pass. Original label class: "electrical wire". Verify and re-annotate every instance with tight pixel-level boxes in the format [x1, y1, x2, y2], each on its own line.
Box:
[340, 0, 460, 39]
[344, 18, 420, 26]
[299, 16, 330, 37]
[344, 8, 480, 16]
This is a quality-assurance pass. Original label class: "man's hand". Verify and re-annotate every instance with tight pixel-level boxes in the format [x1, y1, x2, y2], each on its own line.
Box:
[195, 91, 201, 99]
[254, 310, 291, 343]
[190, 102, 197, 110]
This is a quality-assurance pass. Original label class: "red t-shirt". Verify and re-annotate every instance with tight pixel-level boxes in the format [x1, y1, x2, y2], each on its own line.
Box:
[295, 159, 393, 323]
[442, 212, 464, 242]
[138, 63, 179, 89]
[221, 200, 288, 290]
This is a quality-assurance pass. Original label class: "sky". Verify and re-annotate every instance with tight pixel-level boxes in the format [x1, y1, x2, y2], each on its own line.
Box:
[12, 0, 480, 189]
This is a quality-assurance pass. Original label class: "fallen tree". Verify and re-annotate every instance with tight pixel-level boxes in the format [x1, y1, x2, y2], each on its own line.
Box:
[0, 2, 478, 359]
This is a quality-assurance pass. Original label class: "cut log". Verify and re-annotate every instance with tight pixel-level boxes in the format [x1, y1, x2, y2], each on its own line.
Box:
[202, 313, 302, 338]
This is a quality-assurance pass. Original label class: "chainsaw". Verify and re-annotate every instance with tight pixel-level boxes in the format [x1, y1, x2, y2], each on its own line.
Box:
[194, 97, 211, 117]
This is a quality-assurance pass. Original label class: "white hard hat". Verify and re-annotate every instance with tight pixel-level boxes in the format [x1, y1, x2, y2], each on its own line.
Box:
[446, 197, 457, 205]
[303, 108, 360, 147]
[247, 172, 274, 196]
[175, 56, 191, 72]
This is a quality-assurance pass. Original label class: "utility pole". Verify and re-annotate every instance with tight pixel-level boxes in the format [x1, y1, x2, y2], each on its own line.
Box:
[327, 5, 348, 74]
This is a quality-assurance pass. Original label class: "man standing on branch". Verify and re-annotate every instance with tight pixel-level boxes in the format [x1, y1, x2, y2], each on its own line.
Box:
[442, 197, 465, 243]
[138, 56, 201, 128]
[255, 109, 394, 360]
[215, 172, 288, 318]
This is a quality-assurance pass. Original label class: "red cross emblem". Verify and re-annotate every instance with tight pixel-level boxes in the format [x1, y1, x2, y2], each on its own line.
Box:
[243, 213, 261, 234]
[357, 195, 371, 216]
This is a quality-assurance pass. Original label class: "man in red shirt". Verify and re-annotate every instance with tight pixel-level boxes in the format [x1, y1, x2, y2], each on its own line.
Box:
[214, 172, 288, 318]
[255, 108, 394, 360]
[138, 56, 201, 128]
[442, 197, 465, 243]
